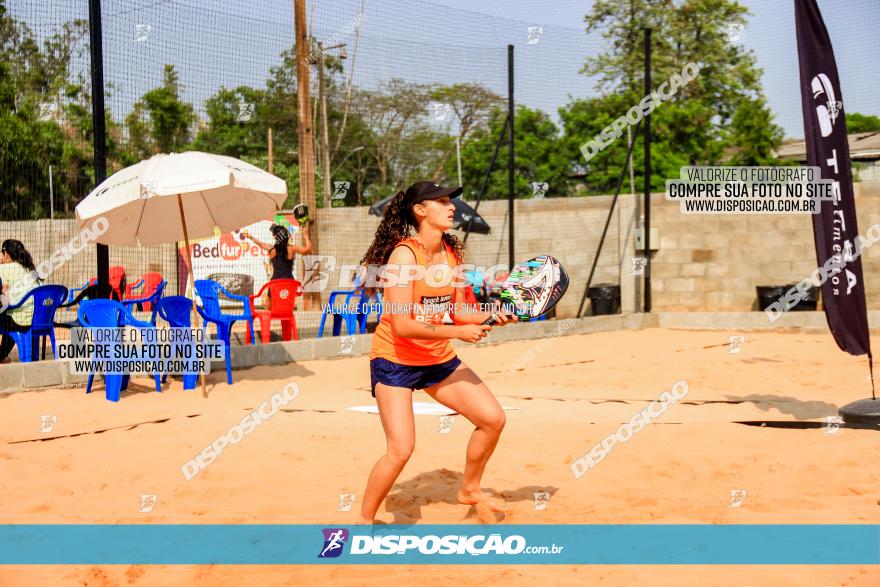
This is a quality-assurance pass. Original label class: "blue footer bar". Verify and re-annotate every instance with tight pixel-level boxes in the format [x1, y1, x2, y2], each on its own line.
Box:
[1, 524, 878, 564]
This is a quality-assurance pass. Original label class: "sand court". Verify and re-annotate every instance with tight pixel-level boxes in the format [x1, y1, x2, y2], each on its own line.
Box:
[1, 328, 878, 585]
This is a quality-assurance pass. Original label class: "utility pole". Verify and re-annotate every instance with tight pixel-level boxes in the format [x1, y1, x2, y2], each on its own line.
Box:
[295, 0, 320, 309]
[268, 127, 274, 174]
[317, 42, 331, 208]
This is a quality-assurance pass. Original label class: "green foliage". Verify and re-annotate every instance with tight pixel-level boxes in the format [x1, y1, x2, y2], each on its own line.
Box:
[124, 65, 196, 162]
[846, 112, 880, 134]
[0, 1, 91, 219]
[570, 0, 786, 193]
[4, 0, 812, 221]
[457, 106, 571, 199]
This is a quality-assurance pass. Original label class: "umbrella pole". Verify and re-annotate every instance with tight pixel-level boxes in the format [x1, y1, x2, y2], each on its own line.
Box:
[177, 194, 208, 398]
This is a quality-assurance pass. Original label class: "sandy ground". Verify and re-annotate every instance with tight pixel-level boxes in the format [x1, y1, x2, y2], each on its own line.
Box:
[1, 327, 879, 586]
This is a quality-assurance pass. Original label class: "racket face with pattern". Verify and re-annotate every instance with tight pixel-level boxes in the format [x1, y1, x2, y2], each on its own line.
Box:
[483, 255, 569, 324]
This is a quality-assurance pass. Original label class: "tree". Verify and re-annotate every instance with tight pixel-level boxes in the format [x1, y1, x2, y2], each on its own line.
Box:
[427, 82, 502, 182]
[192, 85, 269, 159]
[0, 0, 91, 219]
[353, 79, 445, 198]
[572, 0, 785, 193]
[457, 105, 571, 199]
[847, 112, 880, 134]
[123, 64, 196, 162]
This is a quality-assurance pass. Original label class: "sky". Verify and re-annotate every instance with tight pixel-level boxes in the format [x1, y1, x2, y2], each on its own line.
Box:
[11, 0, 880, 139]
[401, 0, 880, 138]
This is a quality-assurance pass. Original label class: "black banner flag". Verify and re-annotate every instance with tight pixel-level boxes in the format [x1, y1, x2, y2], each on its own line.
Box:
[795, 0, 872, 364]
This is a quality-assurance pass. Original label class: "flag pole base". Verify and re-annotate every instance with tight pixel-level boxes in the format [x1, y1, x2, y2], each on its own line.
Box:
[839, 398, 880, 424]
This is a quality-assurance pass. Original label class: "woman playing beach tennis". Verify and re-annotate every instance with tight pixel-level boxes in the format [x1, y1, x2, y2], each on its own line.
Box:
[241, 222, 311, 281]
[355, 181, 516, 525]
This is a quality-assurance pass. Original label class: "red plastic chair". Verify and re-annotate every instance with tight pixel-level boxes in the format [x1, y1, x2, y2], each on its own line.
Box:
[247, 279, 302, 343]
[69, 267, 126, 302]
[109, 265, 126, 301]
[125, 271, 164, 311]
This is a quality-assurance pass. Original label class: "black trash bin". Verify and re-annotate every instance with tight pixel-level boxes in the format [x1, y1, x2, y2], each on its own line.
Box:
[792, 284, 818, 311]
[756, 285, 788, 311]
[588, 283, 620, 315]
[756, 284, 817, 311]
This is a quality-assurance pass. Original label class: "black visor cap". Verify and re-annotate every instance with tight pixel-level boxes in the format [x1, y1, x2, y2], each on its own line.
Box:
[404, 181, 463, 205]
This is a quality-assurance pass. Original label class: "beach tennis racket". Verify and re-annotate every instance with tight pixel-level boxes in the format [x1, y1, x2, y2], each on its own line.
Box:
[482, 255, 569, 325]
[293, 203, 310, 225]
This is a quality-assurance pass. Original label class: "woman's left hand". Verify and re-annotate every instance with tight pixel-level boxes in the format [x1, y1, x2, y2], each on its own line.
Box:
[491, 311, 517, 326]
[489, 301, 518, 326]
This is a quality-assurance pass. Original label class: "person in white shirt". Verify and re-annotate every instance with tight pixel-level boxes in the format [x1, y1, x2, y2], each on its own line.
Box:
[0, 240, 40, 363]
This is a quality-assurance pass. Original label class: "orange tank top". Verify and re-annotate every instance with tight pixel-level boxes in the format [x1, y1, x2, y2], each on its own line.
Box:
[369, 237, 458, 365]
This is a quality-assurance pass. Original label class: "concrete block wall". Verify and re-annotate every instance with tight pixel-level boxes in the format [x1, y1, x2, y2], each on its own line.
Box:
[649, 182, 880, 311]
[316, 194, 637, 318]
[4, 182, 880, 317]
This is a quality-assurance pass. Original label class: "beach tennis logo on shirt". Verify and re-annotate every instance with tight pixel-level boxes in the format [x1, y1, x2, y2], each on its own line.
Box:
[318, 528, 349, 558]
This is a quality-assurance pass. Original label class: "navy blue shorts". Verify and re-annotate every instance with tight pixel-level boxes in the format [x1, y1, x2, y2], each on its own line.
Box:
[370, 356, 462, 398]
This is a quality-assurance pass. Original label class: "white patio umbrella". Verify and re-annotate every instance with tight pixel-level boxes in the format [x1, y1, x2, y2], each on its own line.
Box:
[75, 151, 288, 396]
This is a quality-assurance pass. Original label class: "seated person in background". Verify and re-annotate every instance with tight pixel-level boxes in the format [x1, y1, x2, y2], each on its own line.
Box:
[0, 240, 40, 363]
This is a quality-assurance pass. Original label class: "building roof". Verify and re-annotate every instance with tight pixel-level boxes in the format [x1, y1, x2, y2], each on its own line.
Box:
[776, 131, 880, 161]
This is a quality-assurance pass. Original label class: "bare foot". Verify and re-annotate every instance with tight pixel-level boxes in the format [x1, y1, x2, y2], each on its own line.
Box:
[458, 489, 510, 514]
[0, 357, 10, 365]
[354, 516, 374, 525]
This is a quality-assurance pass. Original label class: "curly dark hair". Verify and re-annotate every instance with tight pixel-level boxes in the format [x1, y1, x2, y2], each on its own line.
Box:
[358, 190, 464, 296]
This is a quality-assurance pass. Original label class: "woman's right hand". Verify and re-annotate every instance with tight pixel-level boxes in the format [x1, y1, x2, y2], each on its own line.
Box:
[456, 324, 491, 343]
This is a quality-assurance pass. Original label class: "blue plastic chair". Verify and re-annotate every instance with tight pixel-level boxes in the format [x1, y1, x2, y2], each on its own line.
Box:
[66, 279, 94, 304]
[464, 269, 485, 299]
[156, 296, 199, 391]
[351, 288, 383, 334]
[318, 290, 363, 337]
[194, 279, 255, 385]
[77, 299, 162, 402]
[0, 284, 68, 362]
[122, 279, 167, 325]
[318, 269, 377, 337]
[54, 282, 112, 330]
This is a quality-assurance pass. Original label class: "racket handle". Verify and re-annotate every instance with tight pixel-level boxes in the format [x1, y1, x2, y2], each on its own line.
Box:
[482, 314, 499, 326]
